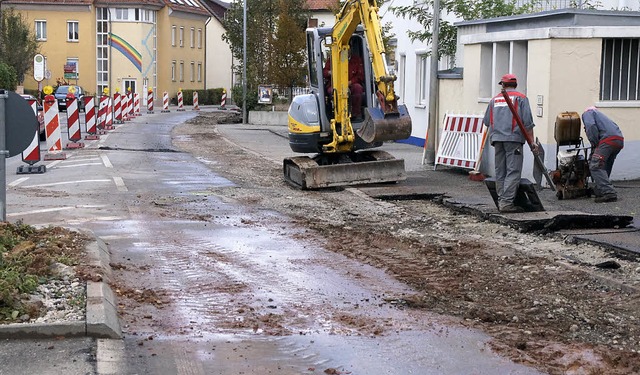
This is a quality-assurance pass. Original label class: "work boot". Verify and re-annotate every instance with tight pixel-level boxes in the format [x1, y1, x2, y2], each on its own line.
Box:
[594, 194, 617, 203]
[499, 204, 524, 213]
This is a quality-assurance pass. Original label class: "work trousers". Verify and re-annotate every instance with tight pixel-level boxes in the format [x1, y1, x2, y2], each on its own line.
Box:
[494, 141, 524, 209]
[590, 141, 623, 197]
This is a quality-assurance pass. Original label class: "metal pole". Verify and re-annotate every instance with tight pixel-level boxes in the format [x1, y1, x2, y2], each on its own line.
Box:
[424, 0, 440, 165]
[242, 0, 247, 124]
[0, 90, 7, 221]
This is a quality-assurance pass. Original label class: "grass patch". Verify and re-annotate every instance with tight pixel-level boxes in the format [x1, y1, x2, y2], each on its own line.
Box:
[0, 221, 89, 321]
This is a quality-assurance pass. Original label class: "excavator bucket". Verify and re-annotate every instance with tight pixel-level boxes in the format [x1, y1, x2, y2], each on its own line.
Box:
[357, 104, 412, 143]
[283, 150, 406, 190]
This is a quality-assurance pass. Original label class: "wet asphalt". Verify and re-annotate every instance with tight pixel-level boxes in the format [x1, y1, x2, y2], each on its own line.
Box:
[0, 106, 638, 374]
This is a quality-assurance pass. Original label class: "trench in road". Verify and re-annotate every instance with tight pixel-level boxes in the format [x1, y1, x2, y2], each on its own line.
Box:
[84, 143, 543, 374]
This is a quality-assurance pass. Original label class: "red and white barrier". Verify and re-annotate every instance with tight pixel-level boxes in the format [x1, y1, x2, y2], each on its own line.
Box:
[17, 99, 46, 173]
[84, 96, 99, 140]
[105, 97, 114, 129]
[97, 95, 109, 133]
[134, 92, 141, 116]
[114, 92, 123, 123]
[126, 93, 134, 120]
[434, 114, 486, 170]
[221, 90, 227, 109]
[192, 92, 200, 111]
[177, 91, 185, 111]
[161, 92, 170, 113]
[147, 90, 154, 114]
[43, 94, 66, 160]
[65, 96, 84, 149]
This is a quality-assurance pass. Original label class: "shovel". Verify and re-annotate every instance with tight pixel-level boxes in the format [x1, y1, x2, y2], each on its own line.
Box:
[500, 89, 556, 191]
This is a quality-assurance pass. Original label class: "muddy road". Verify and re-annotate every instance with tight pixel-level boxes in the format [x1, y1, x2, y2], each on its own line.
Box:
[7, 110, 640, 374]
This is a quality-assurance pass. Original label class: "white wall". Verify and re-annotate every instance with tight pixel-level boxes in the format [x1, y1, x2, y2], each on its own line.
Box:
[205, 17, 233, 92]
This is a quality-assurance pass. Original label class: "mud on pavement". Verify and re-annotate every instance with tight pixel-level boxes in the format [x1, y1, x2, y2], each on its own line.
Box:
[167, 112, 640, 374]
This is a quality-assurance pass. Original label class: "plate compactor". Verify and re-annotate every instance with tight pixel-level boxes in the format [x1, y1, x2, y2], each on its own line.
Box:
[550, 112, 593, 200]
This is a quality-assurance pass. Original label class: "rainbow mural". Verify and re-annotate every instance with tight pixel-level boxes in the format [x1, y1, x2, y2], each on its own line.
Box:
[109, 33, 142, 72]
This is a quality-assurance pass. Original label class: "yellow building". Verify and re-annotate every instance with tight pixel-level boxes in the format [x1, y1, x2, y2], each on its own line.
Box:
[5, 0, 209, 104]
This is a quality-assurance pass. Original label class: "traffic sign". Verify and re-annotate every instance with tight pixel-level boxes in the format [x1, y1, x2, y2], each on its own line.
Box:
[3, 90, 38, 157]
[33, 54, 45, 82]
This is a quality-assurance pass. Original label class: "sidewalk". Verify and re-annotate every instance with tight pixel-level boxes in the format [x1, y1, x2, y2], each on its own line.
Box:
[214, 118, 640, 257]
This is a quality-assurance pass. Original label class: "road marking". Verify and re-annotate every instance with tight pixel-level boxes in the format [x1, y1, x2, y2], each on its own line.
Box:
[24, 179, 111, 188]
[6, 204, 110, 218]
[56, 162, 103, 168]
[97, 339, 127, 375]
[9, 177, 30, 187]
[101, 154, 113, 168]
[113, 176, 128, 191]
[45, 160, 63, 168]
[7, 206, 77, 217]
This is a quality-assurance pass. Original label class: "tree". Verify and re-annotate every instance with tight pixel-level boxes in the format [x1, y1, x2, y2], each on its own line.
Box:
[391, 0, 604, 61]
[222, 0, 309, 107]
[0, 8, 39, 84]
[0, 61, 17, 90]
[390, 0, 542, 61]
[269, 0, 307, 98]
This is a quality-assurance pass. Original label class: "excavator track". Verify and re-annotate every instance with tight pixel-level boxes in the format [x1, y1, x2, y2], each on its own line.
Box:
[283, 150, 406, 190]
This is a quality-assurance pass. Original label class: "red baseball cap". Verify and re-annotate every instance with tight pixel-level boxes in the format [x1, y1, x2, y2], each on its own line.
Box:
[499, 73, 517, 85]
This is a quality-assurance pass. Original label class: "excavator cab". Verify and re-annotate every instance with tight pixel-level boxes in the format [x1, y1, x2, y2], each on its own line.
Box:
[285, 23, 412, 189]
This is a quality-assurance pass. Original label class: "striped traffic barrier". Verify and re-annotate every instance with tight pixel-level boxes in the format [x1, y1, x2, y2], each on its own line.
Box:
[192, 91, 200, 111]
[134, 92, 141, 116]
[147, 89, 154, 114]
[65, 96, 84, 149]
[97, 95, 108, 134]
[114, 92, 123, 123]
[177, 91, 185, 111]
[220, 89, 227, 110]
[84, 96, 99, 140]
[161, 92, 170, 112]
[43, 93, 67, 160]
[434, 114, 486, 171]
[105, 96, 114, 130]
[126, 92, 134, 120]
[17, 98, 46, 174]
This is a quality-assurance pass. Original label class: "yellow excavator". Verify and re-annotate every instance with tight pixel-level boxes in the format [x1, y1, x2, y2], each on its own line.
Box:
[284, 0, 412, 189]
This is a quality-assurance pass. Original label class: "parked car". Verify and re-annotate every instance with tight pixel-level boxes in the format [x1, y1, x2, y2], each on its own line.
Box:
[20, 94, 46, 141]
[54, 85, 85, 112]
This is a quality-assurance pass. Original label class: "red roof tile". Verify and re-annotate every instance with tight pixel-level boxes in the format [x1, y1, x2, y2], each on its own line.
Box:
[307, 0, 338, 11]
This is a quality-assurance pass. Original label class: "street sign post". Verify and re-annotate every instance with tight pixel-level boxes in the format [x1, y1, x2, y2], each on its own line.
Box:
[33, 54, 45, 82]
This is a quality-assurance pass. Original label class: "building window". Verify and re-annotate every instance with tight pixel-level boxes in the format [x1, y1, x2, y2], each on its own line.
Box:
[197, 63, 202, 82]
[601, 38, 640, 101]
[35, 20, 47, 41]
[179, 27, 184, 47]
[171, 26, 176, 47]
[171, 61, 176, 81]
[415, 52, 428, 106]
[197, 29, 202, 48]
[308, 18, 318, 28]
[479, 41, 528, 99]
[67, 21, 79, 42]
[179, 61, 184, 82]
[190, 28, 195, 48]
[115, 8, 129, 21]
[190, 62, 195, 82]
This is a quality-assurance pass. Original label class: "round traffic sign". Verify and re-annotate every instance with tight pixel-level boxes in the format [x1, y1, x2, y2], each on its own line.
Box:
[4, 91, 38, 157]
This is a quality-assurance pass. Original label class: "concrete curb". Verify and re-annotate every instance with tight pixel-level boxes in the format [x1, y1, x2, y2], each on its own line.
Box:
[0, 237, 121, 339]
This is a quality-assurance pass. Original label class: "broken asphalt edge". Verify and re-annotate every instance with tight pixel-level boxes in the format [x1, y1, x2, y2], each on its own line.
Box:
[0, 236, 122, 339]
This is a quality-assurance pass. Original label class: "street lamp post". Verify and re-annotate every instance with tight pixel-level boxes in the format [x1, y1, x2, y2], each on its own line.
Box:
[242, 0, 247, 124]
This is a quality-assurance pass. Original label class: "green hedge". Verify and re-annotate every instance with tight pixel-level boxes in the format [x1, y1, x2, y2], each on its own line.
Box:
[179, 88, 226, 106]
